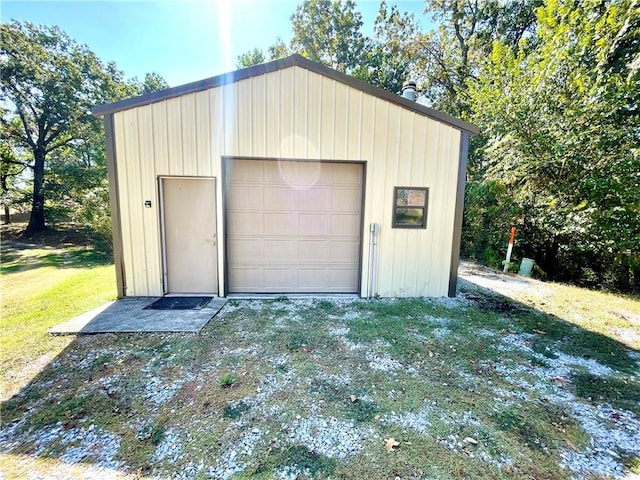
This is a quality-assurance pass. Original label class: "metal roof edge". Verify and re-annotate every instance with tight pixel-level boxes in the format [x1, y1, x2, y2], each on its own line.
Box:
[92, 54, 479, 135]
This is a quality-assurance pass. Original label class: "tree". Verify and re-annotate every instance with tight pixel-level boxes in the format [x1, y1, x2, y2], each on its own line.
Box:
[0, 22, 168, 235]
[360, 2, 420, 94]
[467, 0, 640, 291]
[138, 72, 169, 94]
[236, 48, 266, 69]
[290, 0, 367, 73]
[413, 0, 542, 116]
[0, 134, 27, 224]
[0, 22, 110, 233]
[237, 1, 419, 93]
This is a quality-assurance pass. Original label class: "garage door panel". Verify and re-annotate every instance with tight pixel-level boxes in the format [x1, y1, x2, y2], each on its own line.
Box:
[230, 238, 264, 262]
[299, 240, 330, 262]
[331, 214, 361, 236]
[332, 189, 361, 211]
[230, 267, 264, 290]
[230, 185, 263, 210]
[227, 160, 362, 293]
[233, 160, 264, 183]
[299, 214, 329, 236]
[299, 188, 331, 211]
[264, 187, 298, 210]
[330, 240, 360, 263]
[264, 239, 297, 260]
[331, 268, 359, 289]
[266, 161, 299, 185]
[230, 212, 264, 235]
[264, 213, 298, 235]
[333, 165, 362, 185]
[265, 268, 297, 289]
[298, 268, 331, 289]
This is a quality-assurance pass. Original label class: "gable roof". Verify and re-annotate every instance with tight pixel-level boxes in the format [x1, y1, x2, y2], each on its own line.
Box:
[92, 54, 479, 135]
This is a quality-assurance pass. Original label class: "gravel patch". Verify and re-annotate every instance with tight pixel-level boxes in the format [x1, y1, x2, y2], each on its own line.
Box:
[382, 407, 433, 434]
[285, 415, 373, 459]
[0, 422, 123, 470]
[560, 404, 640, 479]
[152, 428, 184, 464]
[207, 428, 263, 480]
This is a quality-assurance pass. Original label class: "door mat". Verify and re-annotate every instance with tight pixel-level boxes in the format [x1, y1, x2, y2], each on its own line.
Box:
[144, 296, 212, 310]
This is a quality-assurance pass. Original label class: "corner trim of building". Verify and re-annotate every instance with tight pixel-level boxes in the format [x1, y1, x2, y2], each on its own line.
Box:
[104, 114, 126, 298]
[448, 131, 470, 298]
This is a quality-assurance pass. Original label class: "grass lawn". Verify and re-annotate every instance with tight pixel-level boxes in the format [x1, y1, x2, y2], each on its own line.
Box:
[1, 231, 639, 480]
[1, 228, 116, 397]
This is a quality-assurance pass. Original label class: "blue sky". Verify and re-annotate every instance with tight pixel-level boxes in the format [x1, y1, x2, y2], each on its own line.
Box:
[2, 1, 432, 87]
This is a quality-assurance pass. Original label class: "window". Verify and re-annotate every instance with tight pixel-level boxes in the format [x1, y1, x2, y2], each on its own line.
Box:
[392, 187, 428, 228]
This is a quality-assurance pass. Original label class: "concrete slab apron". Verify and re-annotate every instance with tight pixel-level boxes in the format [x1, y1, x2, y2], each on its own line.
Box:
[48, 297, 228, 334]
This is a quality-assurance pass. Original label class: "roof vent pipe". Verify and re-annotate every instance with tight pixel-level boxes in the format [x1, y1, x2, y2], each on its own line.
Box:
[401, 80, 417, 101]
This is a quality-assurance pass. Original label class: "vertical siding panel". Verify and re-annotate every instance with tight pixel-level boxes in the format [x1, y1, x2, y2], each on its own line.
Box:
[412, 116, 429, 295]
[208, 87, 225, 292]
[121, 109, 146, 295]
[165, 98, 183, 175]
[412, 116, 428, 181]
[346, 88, 362, 160]
[432, 123, 453, 295]
[439, 129, 461, 294]
[152, 102, 169, 176]
[293, 68, 308, 157]
[333, 82, 348, 159]
[397, 111, 416, 295]
[371, 99, 389, 295]
[319, 77, 335, 159]
[236, 79, 252, 156]
[114, 113, 134, 296]
[209, 87, 224, 176]
[195, 91, 212, 176]
[223, 83, 238, 156]
[306, 71, 322, 159]
[251, 76, 267, 157]
[381, 105, 401, 295]
[137, 105, 162, 295]
[180, 94, 197, 175]
[279, 69, 294, 158]
[424, 118, 441, 295]
[265, 71, 280, 157]
[358, 91, 374, 295]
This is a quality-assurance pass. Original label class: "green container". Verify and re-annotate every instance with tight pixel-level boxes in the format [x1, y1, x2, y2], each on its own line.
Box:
[519, 257, 535, 277]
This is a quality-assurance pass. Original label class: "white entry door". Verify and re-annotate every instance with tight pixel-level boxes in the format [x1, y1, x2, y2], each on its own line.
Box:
[161, 177, 218, 294]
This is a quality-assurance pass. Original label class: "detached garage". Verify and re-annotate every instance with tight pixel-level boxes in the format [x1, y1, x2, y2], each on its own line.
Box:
[93, 54, 478, 299]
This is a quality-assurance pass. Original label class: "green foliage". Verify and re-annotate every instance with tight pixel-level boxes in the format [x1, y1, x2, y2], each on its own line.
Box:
[237, 1, 420, 93]
[290, 0, 366, 73]
[492, 402, 588, 453]
[466, 0, 640, 292]
[573, 372, 640, 415]
[414, 0, 542, 116]
[236, 48, 266, 69]
[222, 400, 250, 419]
[217, 372, 237, 388]
[0, 21, 167, 236]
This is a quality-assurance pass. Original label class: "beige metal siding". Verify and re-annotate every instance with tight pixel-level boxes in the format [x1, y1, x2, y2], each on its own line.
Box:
[112, 65, 462, 297]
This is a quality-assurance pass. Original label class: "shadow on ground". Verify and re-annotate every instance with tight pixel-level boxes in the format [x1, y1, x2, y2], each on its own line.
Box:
[1, 277, 639, 479]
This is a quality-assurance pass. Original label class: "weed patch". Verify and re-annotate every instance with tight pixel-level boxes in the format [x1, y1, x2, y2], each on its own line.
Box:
[223, 401, 250, 420]
[573, 372, 640, 415]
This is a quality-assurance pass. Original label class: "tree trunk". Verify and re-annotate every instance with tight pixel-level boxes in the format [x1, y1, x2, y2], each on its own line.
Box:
[1, 175, 10, 225]
[26, 146, 46, 233]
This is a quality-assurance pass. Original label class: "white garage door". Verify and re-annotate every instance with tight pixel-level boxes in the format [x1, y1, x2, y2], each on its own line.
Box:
[226, 159, 363, 293]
